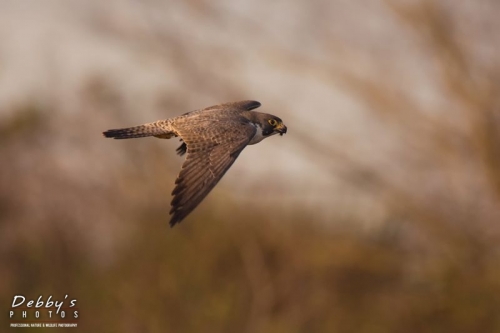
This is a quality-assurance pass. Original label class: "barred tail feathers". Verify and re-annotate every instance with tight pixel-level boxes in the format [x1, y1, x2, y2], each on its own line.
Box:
[103, 121, 173, 140]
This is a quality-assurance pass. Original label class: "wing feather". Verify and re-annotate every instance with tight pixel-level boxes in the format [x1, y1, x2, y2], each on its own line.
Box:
[169, 119, 256, 226]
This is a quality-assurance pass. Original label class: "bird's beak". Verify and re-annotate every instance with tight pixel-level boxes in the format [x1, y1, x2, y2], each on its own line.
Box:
[276, 123, 287, 136]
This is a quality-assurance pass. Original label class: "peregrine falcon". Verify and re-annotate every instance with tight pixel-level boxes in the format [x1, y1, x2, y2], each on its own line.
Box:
[103, 100, 287, 226]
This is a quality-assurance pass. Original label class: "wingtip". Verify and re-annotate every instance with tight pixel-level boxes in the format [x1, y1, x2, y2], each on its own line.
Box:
[169, 207, 181, 227]
[244, 100, 261, 111]
[169, 215, 181, 227]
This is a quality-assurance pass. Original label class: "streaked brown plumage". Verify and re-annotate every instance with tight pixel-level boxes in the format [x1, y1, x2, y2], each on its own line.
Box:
[103, 100, 287, 226]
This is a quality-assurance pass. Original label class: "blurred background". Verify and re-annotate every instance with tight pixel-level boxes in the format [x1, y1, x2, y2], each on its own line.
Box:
[1, 0, 500, 332]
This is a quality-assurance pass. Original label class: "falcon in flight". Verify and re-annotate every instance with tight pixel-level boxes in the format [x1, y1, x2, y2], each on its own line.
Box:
[103, 100, 287, 226]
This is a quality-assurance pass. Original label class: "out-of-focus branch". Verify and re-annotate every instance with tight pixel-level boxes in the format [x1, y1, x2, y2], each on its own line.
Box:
[386, 0, 500, 199]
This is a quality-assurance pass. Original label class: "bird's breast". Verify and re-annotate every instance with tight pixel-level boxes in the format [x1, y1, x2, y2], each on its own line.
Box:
[248, 123, 266, 145]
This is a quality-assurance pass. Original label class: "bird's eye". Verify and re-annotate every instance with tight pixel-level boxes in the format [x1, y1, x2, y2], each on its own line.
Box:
[268, 119, 278, 126]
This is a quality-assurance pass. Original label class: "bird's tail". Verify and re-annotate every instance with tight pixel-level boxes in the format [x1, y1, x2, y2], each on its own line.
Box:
[103, 122, 173, 139]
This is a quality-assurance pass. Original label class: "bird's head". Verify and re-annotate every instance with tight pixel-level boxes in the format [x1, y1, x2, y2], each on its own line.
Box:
[245, 111, 288, 145]
[262, 115, 287, 137]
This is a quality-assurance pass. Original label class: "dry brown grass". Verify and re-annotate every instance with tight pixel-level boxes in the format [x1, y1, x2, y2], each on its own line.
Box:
[1, 0, 499, 332]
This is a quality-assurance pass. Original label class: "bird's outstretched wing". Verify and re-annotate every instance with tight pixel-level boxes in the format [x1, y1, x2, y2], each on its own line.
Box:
[174, 100, 261, 157]
[169, 120, 256, 226]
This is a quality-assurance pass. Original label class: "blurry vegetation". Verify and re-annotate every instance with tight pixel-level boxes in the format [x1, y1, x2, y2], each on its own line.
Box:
[0, 102, 45, 140]
[1, 0, 500, 332]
